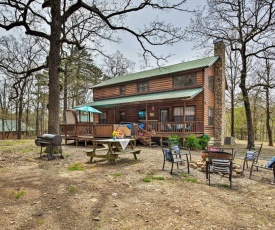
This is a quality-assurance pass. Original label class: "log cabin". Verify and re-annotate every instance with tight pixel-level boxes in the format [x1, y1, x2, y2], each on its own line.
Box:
[61, 39, 226, 146]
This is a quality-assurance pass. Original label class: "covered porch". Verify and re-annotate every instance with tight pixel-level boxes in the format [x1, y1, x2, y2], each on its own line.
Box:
[60, 121, 204, 146]
[60, 88, 207, 146]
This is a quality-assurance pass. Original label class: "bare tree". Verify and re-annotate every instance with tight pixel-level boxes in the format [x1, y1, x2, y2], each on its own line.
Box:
[102, 50, 135, 78]
[187, 0, 275, 148]
[0, 35, 44, 138]
[0, 78, 9, 139]
[33, 71, 49, 136]
[0, 0, 188, 135]
[254, 56, 275, 146]
[225, 47, 241, 138]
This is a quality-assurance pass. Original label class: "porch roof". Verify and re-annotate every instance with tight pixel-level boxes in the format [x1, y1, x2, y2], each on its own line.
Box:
[86, 88, 203, 107]
[93, 56, 219, 88]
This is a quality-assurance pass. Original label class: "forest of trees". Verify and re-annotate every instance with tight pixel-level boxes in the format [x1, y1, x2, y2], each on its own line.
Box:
[1, 1, 275, 148]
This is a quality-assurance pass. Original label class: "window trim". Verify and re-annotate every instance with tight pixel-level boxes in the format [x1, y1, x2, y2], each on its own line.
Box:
[208, 107, 214, 126]
[173, 106, 184, 122]
[137, 82, 148, 93]
[138, 110, 146, 120]
[99, 112, 107, 124]
[173, 73, 197, 88]
[119, 85, 126, 95]
[120, 111, 125, 122]
[208, 76, 214, 91]
[185, 106, 196, 121]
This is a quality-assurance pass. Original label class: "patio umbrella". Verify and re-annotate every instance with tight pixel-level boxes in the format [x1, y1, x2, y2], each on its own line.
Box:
[74, 106, 102, 123]
[74, 106, 102, 113]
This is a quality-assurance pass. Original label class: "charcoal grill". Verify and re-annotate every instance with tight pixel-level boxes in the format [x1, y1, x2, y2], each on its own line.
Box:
[35, 134, 62, 159]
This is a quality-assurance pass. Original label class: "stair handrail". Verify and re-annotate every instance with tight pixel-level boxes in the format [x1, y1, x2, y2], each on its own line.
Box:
[133, 124, 152, 138]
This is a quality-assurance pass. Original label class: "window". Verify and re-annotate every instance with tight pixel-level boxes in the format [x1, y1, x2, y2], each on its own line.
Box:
[208, 76, 214, 90]
[208, 108, 214, 126]
[173, 107, 184, 121]
[185, 106, 195, 121]
[138, 110, 146, 120]
[120, 85, 125, 95]
[174, 73, 196, 88]
[99, 112, 107, 124]
[120, 111, 125, 122]
[137, 82, 148, 92]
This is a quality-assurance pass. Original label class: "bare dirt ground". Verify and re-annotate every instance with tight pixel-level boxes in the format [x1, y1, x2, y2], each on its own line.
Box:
[0, 139, 275, 230]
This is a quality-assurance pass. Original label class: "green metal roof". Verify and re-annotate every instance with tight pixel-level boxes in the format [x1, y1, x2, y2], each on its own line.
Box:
[86, 88, 203, 107]
[94, 56, 219, 88]
[0, 120, 35, 132]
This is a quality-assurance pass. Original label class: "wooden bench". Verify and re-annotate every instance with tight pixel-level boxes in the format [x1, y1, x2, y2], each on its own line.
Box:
[86, 147, 108, 155]
[86, 148, 141, 163]
[111, 149, 141, 160]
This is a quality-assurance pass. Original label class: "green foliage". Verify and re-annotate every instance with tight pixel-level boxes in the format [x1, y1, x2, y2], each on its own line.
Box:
[167, 134, 180, 146]
[142, 175, 165, 182]
[37, 219, 45, 225]
[184, 134, 201, 150]
[68, 162, 85, 171]
[221, 183, 230, 188]
[142, 177, 151, 182]
[152, 176, 164, 180]
[15, 191, 25, 199]
[181, 173, 198, 183]
[112, 172, 122, 177]
[69, 185, 77, 192]
[198, 134, 210, 150]
[60, 48, 107, 106]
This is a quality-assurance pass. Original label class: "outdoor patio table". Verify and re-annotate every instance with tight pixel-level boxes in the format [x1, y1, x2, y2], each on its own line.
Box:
[86, 138, 141, 164]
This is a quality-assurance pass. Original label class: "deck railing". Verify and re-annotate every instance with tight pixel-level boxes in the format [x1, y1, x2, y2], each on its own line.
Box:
[60, 123, 94, 136]
[60, 121, 204, 137]
[144, 121, 204, 134]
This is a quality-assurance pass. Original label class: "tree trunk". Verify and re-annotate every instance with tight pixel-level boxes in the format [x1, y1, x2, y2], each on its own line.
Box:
[239, 57, 254, 149]
[266, 86, 273, 146]
[17, 95, 23, 139]
[230, 90, 235, 137]
[63, 62, 68, 123]
[36, 83, 40, 136]
[48, 1, 61, 134]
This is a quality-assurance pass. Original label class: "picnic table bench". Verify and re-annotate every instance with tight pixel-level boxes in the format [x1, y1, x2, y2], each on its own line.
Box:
[86, 138, 141, 164]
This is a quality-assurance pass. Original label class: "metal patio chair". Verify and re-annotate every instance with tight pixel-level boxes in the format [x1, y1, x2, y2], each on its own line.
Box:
[206, 149, 234, 187]
[162, 146, 189, 174]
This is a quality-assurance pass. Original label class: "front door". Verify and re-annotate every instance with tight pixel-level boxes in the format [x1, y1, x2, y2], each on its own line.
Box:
[160, 109, 169, 131]
[160, 109, 168, 122]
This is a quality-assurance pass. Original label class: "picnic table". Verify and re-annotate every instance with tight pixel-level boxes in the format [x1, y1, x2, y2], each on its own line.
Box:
[86, 138, 141, 164]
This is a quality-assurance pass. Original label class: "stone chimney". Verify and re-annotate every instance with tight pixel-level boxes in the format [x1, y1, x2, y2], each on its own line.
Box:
[213, 38, 226, 142]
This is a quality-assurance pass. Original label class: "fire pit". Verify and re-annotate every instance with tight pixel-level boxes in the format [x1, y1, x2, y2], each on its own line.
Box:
[201, 150, 233, 162]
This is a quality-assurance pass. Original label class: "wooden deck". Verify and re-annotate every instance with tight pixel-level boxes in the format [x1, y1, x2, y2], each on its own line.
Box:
[60, 121, 204, 147]
[63, 135, 94, 147]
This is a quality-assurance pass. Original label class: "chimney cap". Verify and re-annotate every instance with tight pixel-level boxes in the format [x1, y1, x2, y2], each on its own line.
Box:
[213, 38, 223, 44]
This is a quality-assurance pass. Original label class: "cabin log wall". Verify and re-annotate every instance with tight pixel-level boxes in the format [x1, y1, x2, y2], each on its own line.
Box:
[93, 70, 203, 101]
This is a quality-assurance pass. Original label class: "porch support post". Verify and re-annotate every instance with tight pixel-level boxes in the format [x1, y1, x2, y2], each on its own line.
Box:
[183, 102, 186, 134]
[113, 107, 116, 124]
[183, 102, 186, 122]
[146, 102, 148, 131]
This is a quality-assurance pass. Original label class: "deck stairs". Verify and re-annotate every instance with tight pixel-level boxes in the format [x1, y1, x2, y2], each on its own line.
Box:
[138, 136, 158, 147]
[134, 126, 158, 147]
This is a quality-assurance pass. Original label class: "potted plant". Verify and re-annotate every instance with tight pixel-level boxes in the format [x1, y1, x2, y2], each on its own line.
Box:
[184, 134, 201, 150]
[199, 134, 210, 150]
[167, 134, 180, 146]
